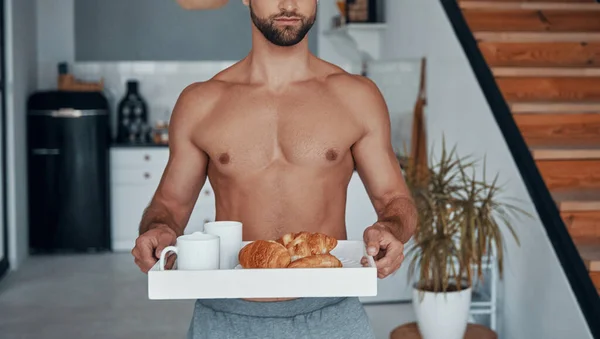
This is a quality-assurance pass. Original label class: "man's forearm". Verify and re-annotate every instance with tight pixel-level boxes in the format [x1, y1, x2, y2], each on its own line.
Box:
[139, 202, 183, 236]
[376, 196, 417, 243]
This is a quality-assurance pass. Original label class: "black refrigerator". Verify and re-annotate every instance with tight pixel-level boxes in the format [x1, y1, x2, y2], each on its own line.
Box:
[27, 91, 111, 253]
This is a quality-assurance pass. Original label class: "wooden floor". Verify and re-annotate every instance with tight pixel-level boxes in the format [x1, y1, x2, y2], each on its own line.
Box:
[460, 0, 600, 293]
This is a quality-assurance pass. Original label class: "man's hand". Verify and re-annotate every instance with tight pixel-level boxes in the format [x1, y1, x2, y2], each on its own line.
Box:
[131, 225, 178, 273]
[361, 223, 405, 279]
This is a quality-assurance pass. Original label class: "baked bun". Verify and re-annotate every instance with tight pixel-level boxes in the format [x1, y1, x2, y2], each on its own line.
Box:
[287, 254, 343, 268]
[238, 240, 291, 268]
[278, 232, 338, 261]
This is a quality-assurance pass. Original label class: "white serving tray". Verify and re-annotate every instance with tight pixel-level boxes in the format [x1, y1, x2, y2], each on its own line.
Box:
[148, 240, 377, 300]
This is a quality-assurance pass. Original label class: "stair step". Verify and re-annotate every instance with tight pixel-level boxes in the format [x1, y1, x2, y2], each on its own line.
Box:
[514, 113, 600, 145]
[535, 145, 600, 191]
[496, 76, 600, 101]
[531, 145, 600, 160]
[459, 0, 598, 2]
[474, 32, 600, 42]
[575, 240, 600, 271]
[464, 8, 600, 32]
[493, 67, 600, 77]
[480, 41, 600, 67]
[562, 211, 600, 239]
[538, 158, 600, 190]
[510, 101, 600, 113]
[553, 188, 600, 211]
[591, 272, 600, 289]
[461, 2, 600, 9]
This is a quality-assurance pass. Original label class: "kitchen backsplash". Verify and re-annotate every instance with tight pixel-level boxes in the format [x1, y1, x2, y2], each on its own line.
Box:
[72, 60, 421, 153]
[72, 61, 237, 137]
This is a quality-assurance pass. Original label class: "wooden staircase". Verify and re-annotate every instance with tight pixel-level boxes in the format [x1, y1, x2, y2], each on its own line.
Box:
[459, 0, 600, 294]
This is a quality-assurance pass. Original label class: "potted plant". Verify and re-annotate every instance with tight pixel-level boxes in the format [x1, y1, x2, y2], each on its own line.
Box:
[402, 139, 529, 339]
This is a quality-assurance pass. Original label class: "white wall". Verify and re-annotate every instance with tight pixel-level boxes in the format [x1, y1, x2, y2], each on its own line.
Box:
[36, 0, 74, 90]
[382, 0, 593, 338]
[317, 0, 354, 68]
[5, 0, 38, 269]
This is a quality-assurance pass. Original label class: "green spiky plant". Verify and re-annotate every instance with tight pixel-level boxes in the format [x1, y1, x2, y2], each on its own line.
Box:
[402, 139, 530, 295]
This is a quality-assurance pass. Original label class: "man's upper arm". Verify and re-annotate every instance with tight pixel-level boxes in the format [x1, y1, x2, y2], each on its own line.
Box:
[349, 77, 413, 214]
[150, 83, 214, 229]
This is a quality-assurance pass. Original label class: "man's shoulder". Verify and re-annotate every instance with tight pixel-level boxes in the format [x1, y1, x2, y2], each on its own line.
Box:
[178, 78, 230, 103]
[170, 79, 230, 131]
[325, 72, 386, 116]
[176, 78, 230, 111]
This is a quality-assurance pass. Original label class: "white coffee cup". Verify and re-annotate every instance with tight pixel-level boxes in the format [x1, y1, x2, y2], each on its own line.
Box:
[203, 221, 243, 269]
[159, 232, 219, 271]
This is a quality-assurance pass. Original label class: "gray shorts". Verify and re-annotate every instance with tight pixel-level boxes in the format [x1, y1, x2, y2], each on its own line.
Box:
[186, 297, 376, 339]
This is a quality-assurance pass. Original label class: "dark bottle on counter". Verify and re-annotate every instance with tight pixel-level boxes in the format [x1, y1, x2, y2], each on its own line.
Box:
[116, 80, 148, 143]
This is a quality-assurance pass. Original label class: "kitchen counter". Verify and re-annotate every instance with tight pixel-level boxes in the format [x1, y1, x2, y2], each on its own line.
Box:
[111, 142, 168, 148]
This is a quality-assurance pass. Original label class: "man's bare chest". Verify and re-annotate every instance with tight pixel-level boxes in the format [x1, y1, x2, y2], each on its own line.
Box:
[194, 94, 362, 173]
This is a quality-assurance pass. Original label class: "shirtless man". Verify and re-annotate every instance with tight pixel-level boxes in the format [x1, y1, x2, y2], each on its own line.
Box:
[132, 0, 417, 338]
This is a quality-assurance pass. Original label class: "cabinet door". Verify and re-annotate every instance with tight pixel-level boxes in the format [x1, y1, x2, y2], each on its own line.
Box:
[111, 184, 156, 251]
[186, 181, 216, 234]
[186, 202, 216, 234]
[111, 173, 217, 248]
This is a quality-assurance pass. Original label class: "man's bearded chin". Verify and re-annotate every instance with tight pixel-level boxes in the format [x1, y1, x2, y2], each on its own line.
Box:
[249, 4, 316, 47]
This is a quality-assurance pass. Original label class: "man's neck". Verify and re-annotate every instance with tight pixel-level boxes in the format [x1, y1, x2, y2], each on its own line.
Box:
[245, 30, 313, 88]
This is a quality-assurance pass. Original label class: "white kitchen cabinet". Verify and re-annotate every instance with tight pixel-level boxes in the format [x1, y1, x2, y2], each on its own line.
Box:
[110, 148, 214, 252]
[111, 184, 157, 251]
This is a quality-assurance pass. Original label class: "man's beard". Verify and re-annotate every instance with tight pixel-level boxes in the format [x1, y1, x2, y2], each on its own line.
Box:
[249, 3, 316, 47]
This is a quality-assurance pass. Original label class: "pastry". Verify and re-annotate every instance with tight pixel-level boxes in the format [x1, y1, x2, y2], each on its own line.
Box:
[278, 232, 338, 261]
[238, 240, 291, 269]
[287, 254, 343, 268]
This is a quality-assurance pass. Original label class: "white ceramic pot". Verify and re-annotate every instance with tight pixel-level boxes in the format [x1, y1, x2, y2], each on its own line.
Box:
[412, 285, 472, 339]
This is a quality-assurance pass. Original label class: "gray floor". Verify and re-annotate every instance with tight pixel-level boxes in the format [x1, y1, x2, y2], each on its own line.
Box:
[0, 253, 415, 339]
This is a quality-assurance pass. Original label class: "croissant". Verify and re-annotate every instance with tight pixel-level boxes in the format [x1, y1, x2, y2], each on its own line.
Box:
[278, 232, 338, 261]
[238, 240, 291, 268]
[287, 254, 343, 268]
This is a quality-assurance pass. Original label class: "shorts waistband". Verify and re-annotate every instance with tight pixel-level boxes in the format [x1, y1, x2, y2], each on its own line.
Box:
[195, 297, 348, 318]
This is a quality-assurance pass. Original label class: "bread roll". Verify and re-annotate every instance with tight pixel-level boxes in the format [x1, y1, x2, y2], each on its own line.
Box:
[238, 240, 291, 268]
[307, 232, 337, 254]
[278, 232, 338, 261]
[287, 254, 343, 268]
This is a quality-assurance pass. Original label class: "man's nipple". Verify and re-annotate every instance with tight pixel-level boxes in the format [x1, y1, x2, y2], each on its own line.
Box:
[218, 153, 231, 165]
[325, 149, 338, 161]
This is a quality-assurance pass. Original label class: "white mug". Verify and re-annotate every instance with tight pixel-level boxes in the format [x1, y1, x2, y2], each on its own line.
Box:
[203, 221, 243, 269]
[159, 232, 219, 271]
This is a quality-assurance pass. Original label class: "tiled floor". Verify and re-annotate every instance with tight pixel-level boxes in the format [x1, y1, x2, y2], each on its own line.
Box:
[0, 253, 415, 339]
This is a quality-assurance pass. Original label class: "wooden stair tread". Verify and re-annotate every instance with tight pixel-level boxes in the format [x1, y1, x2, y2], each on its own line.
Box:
[463, 5, 600, 33]
[458, 0, 599, 2]
[574, 240, 600, 271]
[553, 189, 600, 211]
[461, 1, 600, 9]
[493, 67, 600, 77]
[479, 41, 600, 67]
[515, 113, 600, 146]
[460, 1, 600, 9]
[475, 32, 600, 42]
[531, 144, 600, 160]
[497, 76, 600, 101]
[562, 210, 600, 239]
[510, 101, 600, 113]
